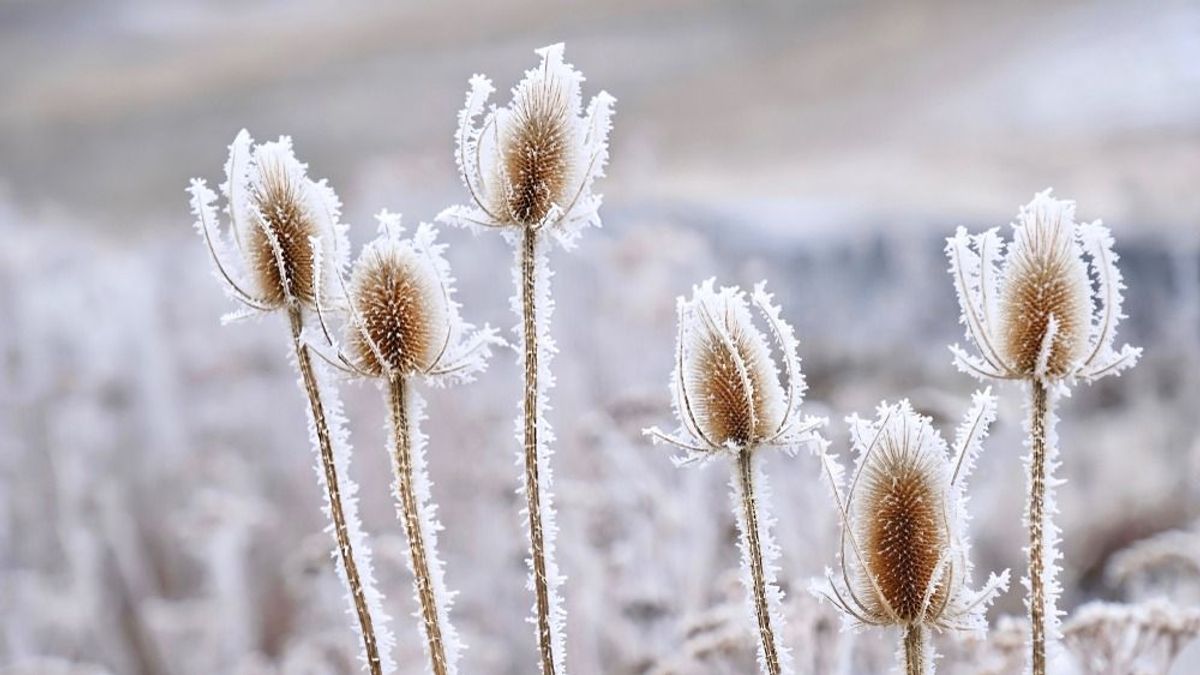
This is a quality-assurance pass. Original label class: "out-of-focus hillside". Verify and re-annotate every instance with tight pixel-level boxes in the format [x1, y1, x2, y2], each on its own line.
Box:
[1, 1, 1198, 674]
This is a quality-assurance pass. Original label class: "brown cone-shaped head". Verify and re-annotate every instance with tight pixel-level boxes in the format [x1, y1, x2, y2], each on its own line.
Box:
[681, 284, 785, 448]
[858, 433, 949, 623]
[998, 196, 1092, 379]
[245, 149, 319, 308]
[347, 241, 449, 378]
[500, 78, 574, 226]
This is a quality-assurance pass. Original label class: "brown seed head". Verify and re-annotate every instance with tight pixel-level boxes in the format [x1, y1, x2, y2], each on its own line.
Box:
[245, 146, 320, 308]
[681, 282, 785, 449]
[998, 197, 1091, 379]
[500, 78, 574, 226]
[857, 431, 949, 623]
[347, 239, 450, 378]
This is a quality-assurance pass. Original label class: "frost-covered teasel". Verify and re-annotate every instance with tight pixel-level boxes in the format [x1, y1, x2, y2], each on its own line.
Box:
[187, 130, 394, 674]
[811, 392, 1010, 675]
[645, 280, 826, 675]
[440, 42, 614, 247]
[310, 212, 501, 675]
[437, 43, 615, 675]
[945, 189, 1140, 386]
[945, 190, 1141, 675]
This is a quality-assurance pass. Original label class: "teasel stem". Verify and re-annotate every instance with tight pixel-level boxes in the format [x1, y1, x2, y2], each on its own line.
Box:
[387, 375, 450, 675]
[1028, 380, 1049, 675]
[288, 306, 383, 675]
[903, 624, 925, 675]
[736, 450, 782, 675]
[521, 226, 559, 675]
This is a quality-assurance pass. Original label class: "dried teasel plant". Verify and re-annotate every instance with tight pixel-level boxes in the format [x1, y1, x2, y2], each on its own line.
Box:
[811, 392, 1010, 675]
[644, 279, 827, 675]
[437, 42, 614, 675]
[308, 212, 501, 675]
[946, 190, 1141, 674]
[187, 130, 395, 674]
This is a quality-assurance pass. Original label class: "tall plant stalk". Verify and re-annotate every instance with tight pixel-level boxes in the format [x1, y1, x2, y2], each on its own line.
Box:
[736, 450, 782, 675]
[521, 227, 557, 674]
[903, 625, 925, 675]
[289, 306, 383, 675]
[388, 376, 449, 675]
[1027, 380, 1049, 674]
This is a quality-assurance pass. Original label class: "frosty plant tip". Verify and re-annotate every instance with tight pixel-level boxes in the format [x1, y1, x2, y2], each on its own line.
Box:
[308, 211, 500, 675]
[644, 279, 826, 675]
[439, 42, 615, 247]
[811, 392, 1010, 675]
[945, 190, 1141, 675]
[187, 130, 394, 674]
[437, 43, 615, 675]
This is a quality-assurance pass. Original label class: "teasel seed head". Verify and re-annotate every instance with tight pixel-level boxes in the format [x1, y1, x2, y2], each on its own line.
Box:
[946, 189, 1141, 386]
[346, 220, 451, 378]
[440, 43, 615, 248]
[813, 391, 1010, 633]
[313, 212, 501, 384]
[644, 279, 826, 464]
[187, 130, 348, 318]
[995, 195, 1091, 379]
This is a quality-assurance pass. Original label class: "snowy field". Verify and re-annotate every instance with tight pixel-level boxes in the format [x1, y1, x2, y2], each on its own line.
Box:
[1, 1, 1198, 673]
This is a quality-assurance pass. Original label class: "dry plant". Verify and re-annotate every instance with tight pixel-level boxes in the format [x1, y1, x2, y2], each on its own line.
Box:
[1063, 599, 1200, 674]
[186, 131, 394, 674]
[644, 279, 827, 675]
[307, 212, 501, 674]
[811, 392, 1010, 674]
[438, 42, 615, 675]
[946, 190, 1141, 674]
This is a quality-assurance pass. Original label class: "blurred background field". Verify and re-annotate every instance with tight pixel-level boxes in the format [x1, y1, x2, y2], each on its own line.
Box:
[1, 0, 1198, 673]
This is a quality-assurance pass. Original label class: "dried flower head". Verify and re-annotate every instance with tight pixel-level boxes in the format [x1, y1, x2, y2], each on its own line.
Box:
[946, 189, 1141, 385]
[188, 130, 347, 317]
[813, 391, 1009, 633]
[313, 212, 500, 384]
[645, 279, 825, 462]
[439, 43, 615, 248]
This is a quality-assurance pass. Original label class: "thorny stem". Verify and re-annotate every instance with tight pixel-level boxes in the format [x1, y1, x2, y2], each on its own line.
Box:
[289, 306, 383, 675]
[1028, 380, 1049, 675]
[522, 226, 559, 675]
[737, 450, 782, 675]
[904, 624, 925, 675]
[388, 376, 450, 675]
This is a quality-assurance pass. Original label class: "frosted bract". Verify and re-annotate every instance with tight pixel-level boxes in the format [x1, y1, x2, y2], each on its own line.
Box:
[644, 279, 824, 464]
[439, 43, 615, 249]
[187, 129, 347, 315]
[814, 393, 1009, 637]
[945, 189, 1141, 386]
